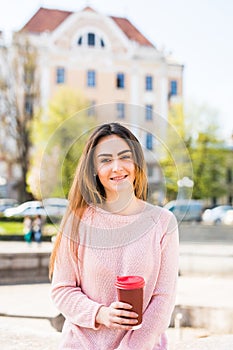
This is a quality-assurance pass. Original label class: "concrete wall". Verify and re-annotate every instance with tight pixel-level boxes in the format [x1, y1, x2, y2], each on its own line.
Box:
[0, 251, 50, 284]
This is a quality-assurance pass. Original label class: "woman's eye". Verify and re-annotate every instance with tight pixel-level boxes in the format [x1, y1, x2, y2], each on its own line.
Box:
[101, 158, 111, 163]
[121, 155, 131, 160]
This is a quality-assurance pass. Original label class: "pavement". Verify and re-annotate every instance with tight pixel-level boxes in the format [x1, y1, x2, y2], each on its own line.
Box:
[0, 240, 233, 349]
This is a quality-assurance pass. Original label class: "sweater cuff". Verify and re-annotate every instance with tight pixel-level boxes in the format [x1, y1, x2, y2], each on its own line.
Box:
[92, 304, 104, 330]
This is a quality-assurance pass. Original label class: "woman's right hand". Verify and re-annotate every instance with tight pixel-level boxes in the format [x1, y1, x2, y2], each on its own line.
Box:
[95, 302, 139, 330]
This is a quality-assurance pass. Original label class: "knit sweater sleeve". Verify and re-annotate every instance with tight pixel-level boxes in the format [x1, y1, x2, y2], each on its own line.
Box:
[116, 211, 179, 350]
[50, 233, 103, 330]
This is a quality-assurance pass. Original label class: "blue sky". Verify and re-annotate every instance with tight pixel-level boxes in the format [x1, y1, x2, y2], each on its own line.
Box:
[0, 0, 232, 139]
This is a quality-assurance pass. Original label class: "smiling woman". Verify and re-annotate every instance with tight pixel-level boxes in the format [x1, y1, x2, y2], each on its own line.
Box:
[94, 135, 136, 208]
[49, 122, 179, 350]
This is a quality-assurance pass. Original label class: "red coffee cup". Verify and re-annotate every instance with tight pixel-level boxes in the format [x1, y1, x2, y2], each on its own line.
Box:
[115, 275, 145, 329]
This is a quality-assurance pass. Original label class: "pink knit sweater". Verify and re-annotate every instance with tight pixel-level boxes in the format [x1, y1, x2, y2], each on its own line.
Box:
[51, 202, 179, 350]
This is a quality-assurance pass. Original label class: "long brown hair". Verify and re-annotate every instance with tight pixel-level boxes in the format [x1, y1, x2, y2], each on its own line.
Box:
[49, 122, 148, 277]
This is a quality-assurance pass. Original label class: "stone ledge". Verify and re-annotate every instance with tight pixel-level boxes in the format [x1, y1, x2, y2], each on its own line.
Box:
[173, 334, 233, 350]
[171, 305, 233, 334]
[0, 252, 50, 284]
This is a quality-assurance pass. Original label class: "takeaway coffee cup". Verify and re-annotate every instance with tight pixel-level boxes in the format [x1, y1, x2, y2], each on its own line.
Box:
[115, 275, 145, 330]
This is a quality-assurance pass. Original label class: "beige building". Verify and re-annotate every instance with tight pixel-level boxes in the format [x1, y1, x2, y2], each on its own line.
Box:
[22, 6, 183, 114]
[1, 6, 184, 202]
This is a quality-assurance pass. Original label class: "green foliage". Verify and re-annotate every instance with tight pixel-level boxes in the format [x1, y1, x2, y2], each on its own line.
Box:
[190, 132, 227, 202]
[30, 86, 95, 198]
[162, 100, 228, 203]
[0, 33, 40, 201]
[0, 221, 23, 235]
[161, 102, 193, 201]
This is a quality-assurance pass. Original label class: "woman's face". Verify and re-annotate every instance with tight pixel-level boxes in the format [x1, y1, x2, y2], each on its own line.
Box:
[94, 135, 135, 200]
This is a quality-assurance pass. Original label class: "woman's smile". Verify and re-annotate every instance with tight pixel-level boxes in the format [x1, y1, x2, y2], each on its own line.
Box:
[95, 135, 135, 199]
[110, 175, 128, 181]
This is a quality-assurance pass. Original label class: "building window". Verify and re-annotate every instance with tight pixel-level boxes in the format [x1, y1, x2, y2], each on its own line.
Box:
[56, 67, 65, 84]
[25, 95, 33, 116]
[88, 33, 95, 46]
[87, 70, 96, 87]
[145, 75, 153, 91]
[146, 133, 153, 150]
[116, 103, 125, 119]
[170, 80, 177, 96]
[147, 164, 153, 177]
[116, 73, 125, 89]
[77, 33, 105, 48]
[145, 105, 153, 120]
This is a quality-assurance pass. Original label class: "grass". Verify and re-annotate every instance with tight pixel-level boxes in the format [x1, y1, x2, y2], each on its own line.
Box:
[0, 221, 24, 235]
[0, 220, 58, 237]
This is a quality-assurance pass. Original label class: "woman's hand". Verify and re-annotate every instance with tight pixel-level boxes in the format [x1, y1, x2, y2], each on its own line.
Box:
[95, 302, 138, 330]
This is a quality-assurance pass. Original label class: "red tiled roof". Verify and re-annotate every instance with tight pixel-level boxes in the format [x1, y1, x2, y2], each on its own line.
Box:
[21, 8, 72, 33]
[21, 7, 154, 47]
[111, 16, 153, 47]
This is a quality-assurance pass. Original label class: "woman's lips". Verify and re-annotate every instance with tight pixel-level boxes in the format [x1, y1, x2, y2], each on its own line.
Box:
[110, 175, 127, 181]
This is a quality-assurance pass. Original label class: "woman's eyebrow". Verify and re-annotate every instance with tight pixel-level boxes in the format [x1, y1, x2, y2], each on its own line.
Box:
[97, 150, 132, 158]
[97, 153, 112, 158]
[117, 150, 132, 156]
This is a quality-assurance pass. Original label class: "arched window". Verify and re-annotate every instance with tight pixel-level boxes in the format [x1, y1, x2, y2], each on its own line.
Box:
[76, 32, 106, 48]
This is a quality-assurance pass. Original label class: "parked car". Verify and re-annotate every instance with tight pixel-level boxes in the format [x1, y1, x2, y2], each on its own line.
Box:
[42, 198, 68, 217]
[222, 209, 233, 225]
[164, 199, 203, 222]
[202, 205, 233, 225]
[4, 200, 46, 217]
[0, 198, 18, 213]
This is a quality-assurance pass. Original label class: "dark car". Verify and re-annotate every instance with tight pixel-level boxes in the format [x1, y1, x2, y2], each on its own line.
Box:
[0, 198, 18, 213]
[164, 199, 203, 222]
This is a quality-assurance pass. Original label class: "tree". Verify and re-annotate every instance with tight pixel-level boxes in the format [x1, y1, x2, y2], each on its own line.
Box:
[184, 101, 227, 204]
[0, 32, 40, 201]
[29, 86, 95, 199]
[160, 100, 228, 204]
[160, 101, 193, 201]
[190, 132, 227, 205]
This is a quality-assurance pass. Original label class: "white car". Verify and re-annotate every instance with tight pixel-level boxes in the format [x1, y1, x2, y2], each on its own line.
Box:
[222, 209, 233, 225]
[4, 200, 46, 217]
[202, 205, 232, 225]
[42, 198, 68, 217]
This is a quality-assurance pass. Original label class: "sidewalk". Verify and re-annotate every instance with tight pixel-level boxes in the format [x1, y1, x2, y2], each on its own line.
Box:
[1, 276, 233, 319]
[0, 241, 233, 349]
[0, 276, 233, 349]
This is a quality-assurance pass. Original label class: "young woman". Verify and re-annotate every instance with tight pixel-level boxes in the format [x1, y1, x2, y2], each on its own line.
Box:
[50, 122, 179, 349]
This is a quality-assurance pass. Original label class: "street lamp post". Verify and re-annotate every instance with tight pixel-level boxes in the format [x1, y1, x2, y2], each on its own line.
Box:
[177, 176, 194, 200]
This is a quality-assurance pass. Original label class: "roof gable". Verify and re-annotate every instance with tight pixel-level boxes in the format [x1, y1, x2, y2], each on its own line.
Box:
[111, 16, 153, 47]
[21, 7, 154, 47]
[21, 7, 72, 33]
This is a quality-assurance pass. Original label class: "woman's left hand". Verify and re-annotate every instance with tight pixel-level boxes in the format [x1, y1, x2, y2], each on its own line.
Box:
[95, 302, 138, 330]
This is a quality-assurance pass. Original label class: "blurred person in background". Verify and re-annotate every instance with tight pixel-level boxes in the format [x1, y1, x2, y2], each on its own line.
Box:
[23, 215, 33, 243]
[33, 214, 42, 243]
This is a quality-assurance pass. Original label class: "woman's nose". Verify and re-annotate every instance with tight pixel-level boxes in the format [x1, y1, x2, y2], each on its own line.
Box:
[112, 158, 122, 171]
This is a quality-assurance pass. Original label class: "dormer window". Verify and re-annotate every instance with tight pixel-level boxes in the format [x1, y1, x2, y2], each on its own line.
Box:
[88, 33, 95, 46]
[76, 32, 106, 48]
